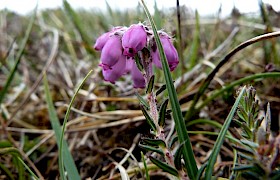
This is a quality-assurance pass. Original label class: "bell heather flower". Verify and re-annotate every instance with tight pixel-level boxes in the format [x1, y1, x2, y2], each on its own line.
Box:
[131, 61, 146, 88]
[94, 24, 179, 89]
[102, 55, 126, 83]
[100, 34, 124, 70]
[94, 27, 126, 51]
[122, 24, 147, 57]
[94, 31, 110, 51]
[152, 32, 179, 71]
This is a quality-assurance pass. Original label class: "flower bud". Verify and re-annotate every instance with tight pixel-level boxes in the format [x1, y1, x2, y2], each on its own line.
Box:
[100, 34, 123, 69]
[101, 55, 126, 83]
[131, 61, 146, 88]
[152, 33, 179, 71]
[122, 24, 147, 57]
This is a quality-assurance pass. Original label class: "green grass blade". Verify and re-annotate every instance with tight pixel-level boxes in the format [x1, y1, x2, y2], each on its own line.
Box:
[0, 147, 39, 180]
[141, 152, 150, 180]
[187, 10, 200, 69]
[197, 72, 280, 111]
[204, 86, 246, 179]
[59, 70, 92, 180]
[43, 74, 80, 180]
[63, 0, 95, 55]
[17, 157, 39, 180]
[0, 162, 15, 180]
[0, 6, 37, 105]
[141, 0, 198, 178]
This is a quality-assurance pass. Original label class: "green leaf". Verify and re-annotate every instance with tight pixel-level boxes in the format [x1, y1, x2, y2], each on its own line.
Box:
[204, 86, 246, 179]
[142, 137, 166, 148]
[141, 152, 150, 180]
[155, 84, 166, 96]
[138, 143, 164, 155]
[149, 156, 179, 177]
[0, 6, 36, 105]
[141, 1, 198, 178]
[140, 105, 156, 132]
[158, 99, 168, 127]
[146, 75, 155, 94]
[59, 70, 92, 180]
[43, 75, 80, 180]
[174, 143, 184, 170]
[135, 93, 150, 110]
[233, 164, 255, 171]
[169, 136, 178, 148]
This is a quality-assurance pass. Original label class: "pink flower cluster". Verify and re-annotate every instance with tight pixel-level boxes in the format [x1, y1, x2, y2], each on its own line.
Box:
[94, 23, 179, 88]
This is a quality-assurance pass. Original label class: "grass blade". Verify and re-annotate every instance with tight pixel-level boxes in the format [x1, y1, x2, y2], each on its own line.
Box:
[43, 74, 80, 180]
[187, 10, 200, 69]
[59, 70, 92, 180]
[204, 86, 246, 179]
[0, 6, 37, 105]
[141, 0, 198, 178]
[0, 147, 39, 180]
[141, 152, 150, 180]
[63, 0, 95, 55]
[197, 72, 280, 112]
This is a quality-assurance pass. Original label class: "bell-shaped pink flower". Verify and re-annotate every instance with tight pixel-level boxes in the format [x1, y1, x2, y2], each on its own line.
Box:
[101, 55, 127, 83]
[122, 24, 147, 57]
[94, 26, 126, 51]
[131, 61, 146, 88]
[94, 31, 110, 51]
[125, 58, 134, 74]
[152, 33, 179, 71]
[100, 34, 123, 70]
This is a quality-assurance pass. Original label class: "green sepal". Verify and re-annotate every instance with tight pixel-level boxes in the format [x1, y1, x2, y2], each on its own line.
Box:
[146, 75, 155, 94]
[140, 105, 156, 132]
[142, 137, 166, 148]
[174, 143, 184, 170]
[158, 99, 169, 127]
[149, 156, 179, 177]
[138, 143, 164, 155]
[135, 53, 144, 71]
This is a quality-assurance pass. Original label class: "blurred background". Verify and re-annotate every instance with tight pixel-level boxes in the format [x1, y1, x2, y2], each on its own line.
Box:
[1, 0, 280, 17]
